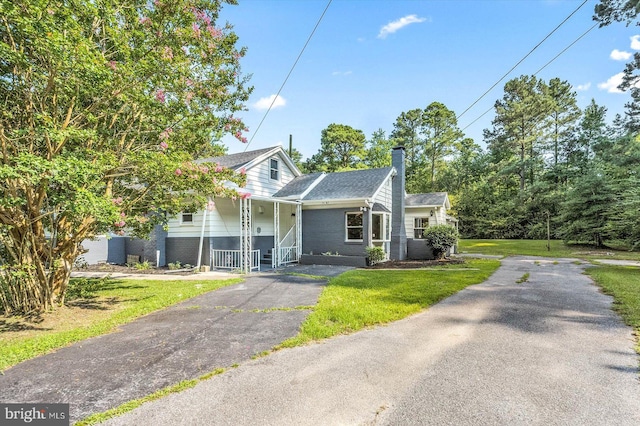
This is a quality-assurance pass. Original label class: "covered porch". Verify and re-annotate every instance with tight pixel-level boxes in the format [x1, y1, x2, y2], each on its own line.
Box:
[206, 197, 301, 273]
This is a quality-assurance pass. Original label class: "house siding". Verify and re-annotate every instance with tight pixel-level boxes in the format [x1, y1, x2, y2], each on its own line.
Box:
[405, 207, 447, 238]
[373, 177, 393, 211]
[244, 153, 297, 197]
[301, 208, 370, 257]
[166, 235, 272, 266]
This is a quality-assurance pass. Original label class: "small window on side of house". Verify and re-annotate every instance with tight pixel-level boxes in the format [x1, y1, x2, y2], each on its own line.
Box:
[414, 217, 428, 239]
[181, 213, 194, 225]
[270, 158, 279, 181]
[345, 212, 363, 241]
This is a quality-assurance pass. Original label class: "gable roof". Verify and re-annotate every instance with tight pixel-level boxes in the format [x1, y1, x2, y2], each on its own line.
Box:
[272, 172, 324, 199]
[405, 192, 449, 208]
[302, 167, 394, 201]
[199, 146, 302, 176]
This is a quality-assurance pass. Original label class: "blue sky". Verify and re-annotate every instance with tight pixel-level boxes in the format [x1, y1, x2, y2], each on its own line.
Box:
[219, 0, 638, 160]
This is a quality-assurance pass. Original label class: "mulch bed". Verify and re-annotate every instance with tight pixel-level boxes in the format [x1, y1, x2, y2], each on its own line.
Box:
[365, 257, 465, 269]
[77, 263, 196, 275]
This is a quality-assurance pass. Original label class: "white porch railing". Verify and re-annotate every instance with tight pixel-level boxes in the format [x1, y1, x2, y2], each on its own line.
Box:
[278, 246, 298, 265]
[211, 249, 260, 272]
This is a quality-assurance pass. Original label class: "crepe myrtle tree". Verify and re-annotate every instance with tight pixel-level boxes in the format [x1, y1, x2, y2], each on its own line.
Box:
[0, 0, 252, 314]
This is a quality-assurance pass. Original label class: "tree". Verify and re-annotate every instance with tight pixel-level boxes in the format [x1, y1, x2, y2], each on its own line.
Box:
[594, 1, 640, 135]
[486, 75, 552, 191]
[365, 129, 393, 168]
[558, 166, 615, 248]
[421, 102, 464, 190]
[0, 0, 252, 314]
[307, 123, 366, 172]
[391, 109, 424, 191]
[545, 78, 581, 170]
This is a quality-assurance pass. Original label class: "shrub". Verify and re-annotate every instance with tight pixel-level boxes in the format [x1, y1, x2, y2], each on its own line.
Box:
[134, 260, 152, 271]
[422, 225, 459, 259]
[365, 246, 386, 265]
[168, 261, 182, 270]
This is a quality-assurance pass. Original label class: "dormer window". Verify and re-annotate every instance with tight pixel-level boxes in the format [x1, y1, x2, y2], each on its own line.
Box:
[270, 158, 279, 181]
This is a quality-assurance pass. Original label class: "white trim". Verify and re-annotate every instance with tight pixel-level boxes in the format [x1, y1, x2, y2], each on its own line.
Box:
[240, 146, 302, 177]
[180, 213, 194, 225]
[370, 167, 397, 202]
[345, 211, 364, 242]
[269, 157, 280, 181]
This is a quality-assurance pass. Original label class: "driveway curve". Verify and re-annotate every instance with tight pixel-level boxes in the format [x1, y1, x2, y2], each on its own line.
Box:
[106, 256, 640, 426]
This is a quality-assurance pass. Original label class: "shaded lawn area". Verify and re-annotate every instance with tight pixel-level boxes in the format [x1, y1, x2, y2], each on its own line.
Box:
[586, 265, 640, 353]
[279, 259, 500, 347]
[0, 277, 242, 372]
[459, 239, 640, 261]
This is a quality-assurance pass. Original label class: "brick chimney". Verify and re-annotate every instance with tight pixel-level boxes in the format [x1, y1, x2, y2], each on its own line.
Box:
[390, 146, 407, 260]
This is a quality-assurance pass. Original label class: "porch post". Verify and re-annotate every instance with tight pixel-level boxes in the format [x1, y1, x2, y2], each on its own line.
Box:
[273, 201, 280, 268]
[296, 203, 302, 261]
[240, 197, 252, 273]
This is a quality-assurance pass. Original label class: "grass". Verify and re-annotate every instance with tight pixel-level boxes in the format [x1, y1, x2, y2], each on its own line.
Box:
[0, 277, 241, 372]
[459, 239, 640, 261]
[585, 265, 640, 353]
[515, 272, 530, 284]
[278, 259, 500, 348]
[76, 368, 227, 425]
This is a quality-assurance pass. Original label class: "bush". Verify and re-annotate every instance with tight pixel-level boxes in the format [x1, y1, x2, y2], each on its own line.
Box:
[422, 225, 459, 259]
[365, 246, 386, 265]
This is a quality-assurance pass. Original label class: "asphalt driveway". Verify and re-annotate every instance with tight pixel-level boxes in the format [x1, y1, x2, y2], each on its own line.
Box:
[106, 256, 640, 426]
[0, 267, 351, 422]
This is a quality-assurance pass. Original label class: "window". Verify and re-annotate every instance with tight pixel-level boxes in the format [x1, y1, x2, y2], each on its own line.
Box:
[181, 213, 194, 225]
[414, 217, 428, 239]
[372, 213, 391, 242]
[270, 158, 279, 181]
[345, 213, 363, 241]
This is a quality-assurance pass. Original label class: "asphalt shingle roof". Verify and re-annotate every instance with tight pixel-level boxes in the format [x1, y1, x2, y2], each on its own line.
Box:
[405, 192, 448, 207]
[272, 173, 324, 198]
[302, 167, 394, 201]
[199, 147, 276, 170]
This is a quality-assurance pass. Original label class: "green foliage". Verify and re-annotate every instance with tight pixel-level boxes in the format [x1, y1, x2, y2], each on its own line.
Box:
[278, 259, 500, 347]
[365, 246, 386, 265]
[304, 123, 366, 172]
[422, 225, 459, 259]
[134, 261, 152, 271]
[0, 0, 252, 313]
[168, 261, 182, 270]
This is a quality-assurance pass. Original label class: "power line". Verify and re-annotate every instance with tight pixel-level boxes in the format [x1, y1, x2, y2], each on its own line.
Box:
[460, 22, 598, 133]
[456, 0, 589, 122]
[244, 0, 333, 151]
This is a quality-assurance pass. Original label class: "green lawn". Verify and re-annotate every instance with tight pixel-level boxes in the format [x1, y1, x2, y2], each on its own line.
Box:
[459, 239, 640, 260]
[0, 277, 241, 372]
[586, 265, 640, 353]
[279, 258, 500, 347]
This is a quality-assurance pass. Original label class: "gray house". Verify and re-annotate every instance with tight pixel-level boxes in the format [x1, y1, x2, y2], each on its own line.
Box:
[84, 145, 455, 270]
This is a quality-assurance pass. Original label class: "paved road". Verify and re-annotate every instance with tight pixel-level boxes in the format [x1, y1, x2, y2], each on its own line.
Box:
[0, 269, 350, 422]
[106, 257, 640, 426]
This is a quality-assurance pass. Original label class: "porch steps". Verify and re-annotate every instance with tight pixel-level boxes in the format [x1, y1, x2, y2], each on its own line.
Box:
[261, 249, 273, 264]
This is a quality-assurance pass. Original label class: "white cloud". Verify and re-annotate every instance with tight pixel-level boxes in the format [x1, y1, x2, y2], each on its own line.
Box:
[598, 73, 624, 93]
[378, 14, 427, 39]
[631, 35, 640, 50]
[575, 82, 591, 91]
[331, 70, 353, 76]
[611, 49, 632, 60]
[253, 94, 286, 110]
